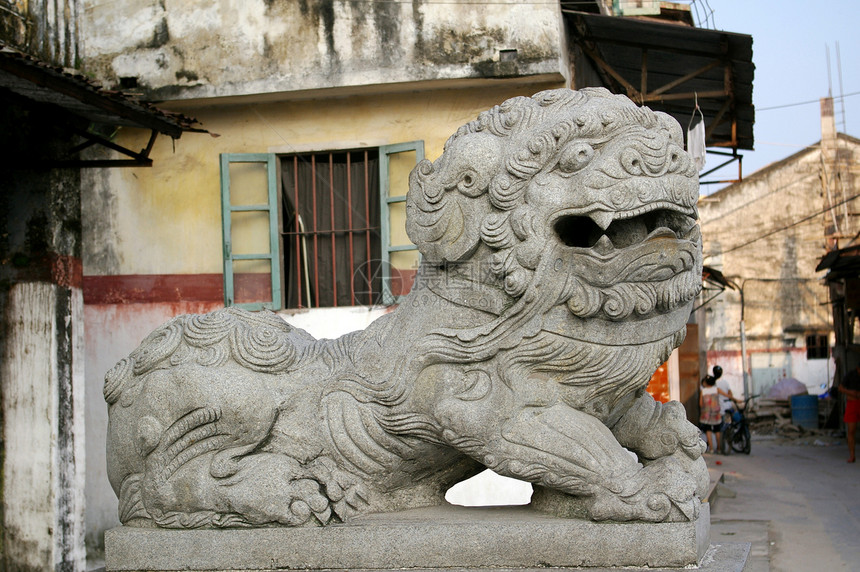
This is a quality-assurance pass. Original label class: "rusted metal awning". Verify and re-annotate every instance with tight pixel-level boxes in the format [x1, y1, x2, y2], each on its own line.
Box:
[696, 264, 737, 310]
[563, 11, 754, 183]
[0, 40, 205, 167]
[817, 245, 860, 280]
[816, 245, 860, 346]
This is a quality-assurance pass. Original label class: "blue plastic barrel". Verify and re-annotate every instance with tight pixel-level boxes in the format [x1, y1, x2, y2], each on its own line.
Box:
[790, 394, 818, 430]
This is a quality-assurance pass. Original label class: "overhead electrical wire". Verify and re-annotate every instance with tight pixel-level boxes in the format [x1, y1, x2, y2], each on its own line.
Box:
[757, 90, 860, 112]
[713, 190, 860, 256]
[701, 172, 820, 226]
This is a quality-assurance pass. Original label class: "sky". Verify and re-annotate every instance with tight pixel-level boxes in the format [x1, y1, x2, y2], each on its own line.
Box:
[697, 0, 860, 187]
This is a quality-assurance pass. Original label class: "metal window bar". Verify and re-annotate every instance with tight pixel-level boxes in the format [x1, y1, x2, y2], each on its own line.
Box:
[311, 154, 320, 306]
[293, 156, 303, 308]
[347, 152, 355, 305]
[329, 154, 338, 306]
[281, 149, 384, 309]
[364, 150, 373, 306]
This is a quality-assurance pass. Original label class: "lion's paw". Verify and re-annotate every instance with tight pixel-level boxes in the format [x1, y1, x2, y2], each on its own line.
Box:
[587, 456, 702, 523]
[306, 456, 370, 521]
[617, 399, 705, 462]
[213, 454, 334, 526]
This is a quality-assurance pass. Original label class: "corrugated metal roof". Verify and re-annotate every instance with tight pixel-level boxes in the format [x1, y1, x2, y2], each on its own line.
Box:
[0, 40, 203, 138]
[564, 11, 754, 152]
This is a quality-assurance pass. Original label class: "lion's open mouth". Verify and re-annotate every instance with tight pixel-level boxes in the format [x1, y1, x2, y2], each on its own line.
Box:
[547, 205, 702, 322]
[552, 207, 698, 251]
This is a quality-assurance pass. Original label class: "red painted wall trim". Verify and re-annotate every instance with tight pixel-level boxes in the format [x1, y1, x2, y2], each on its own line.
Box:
[83, 274, 223, 304]
[6, 254, 83, 289]
[50, 254, 83, 289]
[83, 272, 415, 305]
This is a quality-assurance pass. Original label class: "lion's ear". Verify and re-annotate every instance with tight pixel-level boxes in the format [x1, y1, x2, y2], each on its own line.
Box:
[406, 134, 501, 263]
[406, 183, 493, 263]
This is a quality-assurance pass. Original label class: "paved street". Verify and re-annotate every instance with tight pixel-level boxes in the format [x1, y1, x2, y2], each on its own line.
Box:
[708, 434, 860, 571]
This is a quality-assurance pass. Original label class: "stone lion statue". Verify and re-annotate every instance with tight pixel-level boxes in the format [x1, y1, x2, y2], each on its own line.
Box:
[105, 87, 707, 529]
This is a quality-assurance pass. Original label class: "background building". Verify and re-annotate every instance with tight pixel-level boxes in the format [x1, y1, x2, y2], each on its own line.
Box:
[698, 98, 859, 402]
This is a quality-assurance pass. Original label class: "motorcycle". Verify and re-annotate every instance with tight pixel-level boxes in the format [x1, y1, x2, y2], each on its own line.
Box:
[720, 394, 758, 455]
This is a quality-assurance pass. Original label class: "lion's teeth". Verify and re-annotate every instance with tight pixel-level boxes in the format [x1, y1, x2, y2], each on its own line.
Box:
[588, 211, 614, 230]
[592, 234, 614, 255]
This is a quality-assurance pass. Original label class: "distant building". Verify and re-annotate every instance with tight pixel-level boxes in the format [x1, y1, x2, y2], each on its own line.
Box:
[698, 98, 860, 401]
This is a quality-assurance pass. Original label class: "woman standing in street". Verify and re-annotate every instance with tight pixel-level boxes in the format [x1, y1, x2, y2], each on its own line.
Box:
[700, 375, 722, 453]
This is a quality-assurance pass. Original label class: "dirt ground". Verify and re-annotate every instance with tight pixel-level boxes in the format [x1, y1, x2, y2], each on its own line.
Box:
[708, 432, 860, 571]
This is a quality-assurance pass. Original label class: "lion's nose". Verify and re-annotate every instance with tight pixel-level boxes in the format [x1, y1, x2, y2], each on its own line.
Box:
[619, 141, 688, 177]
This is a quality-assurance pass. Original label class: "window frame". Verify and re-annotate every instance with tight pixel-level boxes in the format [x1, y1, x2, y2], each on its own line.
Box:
[220, 142, 424, 310]
[805, 333, 830, 360]
[379, 141, 424, 305]
[220, 153, 282, 311]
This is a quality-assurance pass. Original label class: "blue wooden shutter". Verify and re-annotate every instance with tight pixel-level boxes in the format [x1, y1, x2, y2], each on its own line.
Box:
[379, 141, 424, 305]
[220, 153, 282, 310]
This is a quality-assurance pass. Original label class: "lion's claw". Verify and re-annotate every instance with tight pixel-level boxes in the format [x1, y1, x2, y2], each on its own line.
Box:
[587, 456, 701, 522]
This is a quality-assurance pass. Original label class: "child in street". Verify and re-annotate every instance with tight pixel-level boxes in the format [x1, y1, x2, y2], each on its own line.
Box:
[700, 375, 722, 453]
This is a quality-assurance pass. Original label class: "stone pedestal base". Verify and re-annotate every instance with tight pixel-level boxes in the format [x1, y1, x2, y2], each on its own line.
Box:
[106, 503, 714, 571]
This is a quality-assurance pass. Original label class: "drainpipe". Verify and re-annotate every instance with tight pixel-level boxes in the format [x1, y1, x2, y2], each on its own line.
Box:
[726, 277, 751, 398]
[740, 320, 749, 399]
[739, 283, 750, 398]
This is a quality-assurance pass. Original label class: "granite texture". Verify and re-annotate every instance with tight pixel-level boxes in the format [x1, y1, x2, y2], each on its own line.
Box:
[103, 87, 707, 529]
[105, 504, 712, 570]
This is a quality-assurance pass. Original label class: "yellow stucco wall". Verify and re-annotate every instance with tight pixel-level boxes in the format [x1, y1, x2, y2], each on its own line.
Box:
[83, 83, 563, 276]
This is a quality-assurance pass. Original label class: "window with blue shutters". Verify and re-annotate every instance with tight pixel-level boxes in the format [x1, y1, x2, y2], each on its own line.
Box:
[220, 142, 423, 309]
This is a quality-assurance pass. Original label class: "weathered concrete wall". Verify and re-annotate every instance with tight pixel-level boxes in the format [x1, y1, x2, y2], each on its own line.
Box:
[1, 92, 86, 571]
[698, 140, 860, 396]
[0, 0, 79, 67]
[79, 0, 566, 100]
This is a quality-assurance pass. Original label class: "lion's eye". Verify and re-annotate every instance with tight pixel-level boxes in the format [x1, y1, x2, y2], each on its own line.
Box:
[557, 143, 594, 174]
[456, 169, 484, 197]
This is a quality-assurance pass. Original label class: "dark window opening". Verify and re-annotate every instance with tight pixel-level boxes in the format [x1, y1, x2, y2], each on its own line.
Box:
[806, 334, 829, 360]
[281, 150, 381, 308]
[119, 76, 139, 89]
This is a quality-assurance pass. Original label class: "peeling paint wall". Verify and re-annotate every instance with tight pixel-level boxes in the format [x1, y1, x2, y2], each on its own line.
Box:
[81, 84, 562, 277]
[79, 0, 565, 99]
